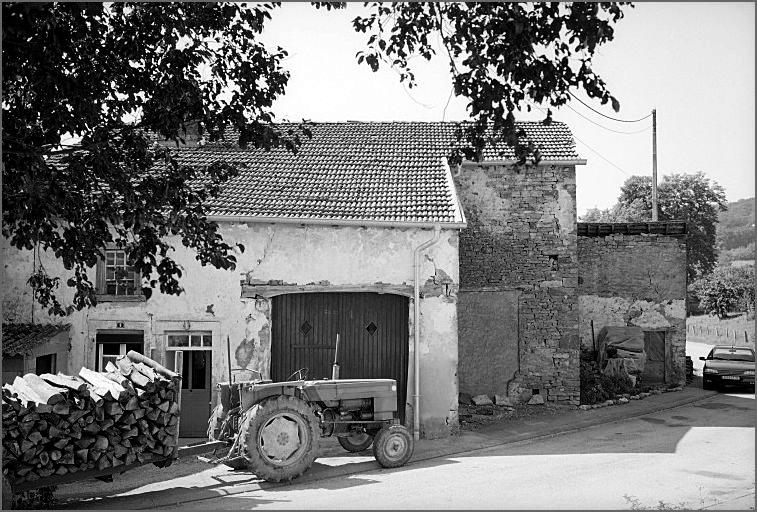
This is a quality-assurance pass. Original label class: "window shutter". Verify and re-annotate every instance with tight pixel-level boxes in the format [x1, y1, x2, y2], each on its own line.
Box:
[96, 255, 106, 294]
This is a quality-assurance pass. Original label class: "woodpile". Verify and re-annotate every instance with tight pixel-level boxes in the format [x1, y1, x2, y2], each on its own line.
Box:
[2, 351, 181, 486]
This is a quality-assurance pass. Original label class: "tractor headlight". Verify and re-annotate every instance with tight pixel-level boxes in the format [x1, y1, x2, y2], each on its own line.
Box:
[391, 384, 397, 392]
[704, 368, 719, 374]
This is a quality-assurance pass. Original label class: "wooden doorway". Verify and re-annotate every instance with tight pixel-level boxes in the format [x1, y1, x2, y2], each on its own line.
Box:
[166, 332, 213, 437]
[642, 330, 667, 384]
[271, 292, 409, 421]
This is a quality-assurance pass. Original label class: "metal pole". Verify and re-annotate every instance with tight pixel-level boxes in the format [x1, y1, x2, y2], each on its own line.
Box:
[226, 335, 233, 384]
[652, 109, 658, 221]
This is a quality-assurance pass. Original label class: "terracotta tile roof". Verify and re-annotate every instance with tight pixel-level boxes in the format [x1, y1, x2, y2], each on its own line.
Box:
[2, 324, 71, 356]
[170, 121, 580, 226]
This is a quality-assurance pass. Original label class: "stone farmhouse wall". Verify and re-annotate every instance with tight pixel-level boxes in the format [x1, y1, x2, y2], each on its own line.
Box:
[578, 230, 687, 386]
[455, 164, 580, 405]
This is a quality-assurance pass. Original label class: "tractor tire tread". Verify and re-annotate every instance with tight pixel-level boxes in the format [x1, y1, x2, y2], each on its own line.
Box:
[373, 424, 414, 469]
[239, 395, 320, 482]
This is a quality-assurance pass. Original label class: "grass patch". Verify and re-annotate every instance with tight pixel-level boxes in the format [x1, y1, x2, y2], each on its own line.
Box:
[687, 313, 755, 348]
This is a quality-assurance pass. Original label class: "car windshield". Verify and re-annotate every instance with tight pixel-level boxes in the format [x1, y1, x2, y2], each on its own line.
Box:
[711, 348, 755, 362]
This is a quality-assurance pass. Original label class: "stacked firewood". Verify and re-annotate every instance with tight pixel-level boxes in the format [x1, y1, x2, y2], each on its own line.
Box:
[2, 351, 181, 485]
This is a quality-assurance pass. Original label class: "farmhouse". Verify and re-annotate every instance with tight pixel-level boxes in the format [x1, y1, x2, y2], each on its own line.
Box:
[3, 120, 588, 437]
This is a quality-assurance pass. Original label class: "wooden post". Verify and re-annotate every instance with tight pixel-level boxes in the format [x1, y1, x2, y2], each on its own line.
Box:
[590, 320, 596, 352]
[651, 109, 658, 221]
[746, 331, 749, 344]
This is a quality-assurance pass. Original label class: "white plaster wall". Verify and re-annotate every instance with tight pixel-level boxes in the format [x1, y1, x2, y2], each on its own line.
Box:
[2, 223, 460, 436]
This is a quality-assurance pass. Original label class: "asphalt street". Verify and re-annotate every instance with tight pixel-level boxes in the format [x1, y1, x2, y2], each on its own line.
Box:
[58, 390, 755, 510]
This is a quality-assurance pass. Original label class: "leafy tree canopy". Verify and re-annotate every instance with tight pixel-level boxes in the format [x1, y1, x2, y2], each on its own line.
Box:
[689, 265, 755, 319]
[579, 173, 727, 281]
[3, 2, 632, 315]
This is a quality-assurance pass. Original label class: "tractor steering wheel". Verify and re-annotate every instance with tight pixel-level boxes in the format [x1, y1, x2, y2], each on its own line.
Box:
[287, 367, 309, 381]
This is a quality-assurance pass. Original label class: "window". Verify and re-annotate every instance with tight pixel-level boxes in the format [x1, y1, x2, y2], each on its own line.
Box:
[709, 347, 755, 362]
[97, 342, 143, 371]
[166, 332, 213, 350]
[96, 249, 142, 299]
[95, 331, 144, 371]
[35, 354, 56, 375]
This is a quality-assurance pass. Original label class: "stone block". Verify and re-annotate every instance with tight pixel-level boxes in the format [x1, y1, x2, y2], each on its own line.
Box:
[528, 394, 545, 405]
[471, 394, 493, 406]
[579, 404, 591, 411]
[618, 397, 629, 404]
[494, 395, 515, 407]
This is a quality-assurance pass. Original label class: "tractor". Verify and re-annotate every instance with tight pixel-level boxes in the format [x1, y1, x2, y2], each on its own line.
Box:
[205, 367, 414, 482]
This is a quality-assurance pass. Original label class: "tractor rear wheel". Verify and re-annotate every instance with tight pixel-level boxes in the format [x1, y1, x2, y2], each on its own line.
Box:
[373, 425, 414, 468]
[338, 431, 374, 452]
[239, 395, 320, 482]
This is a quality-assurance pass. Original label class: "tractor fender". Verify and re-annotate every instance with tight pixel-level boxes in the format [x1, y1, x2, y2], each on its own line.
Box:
[240, 381, 304, 411]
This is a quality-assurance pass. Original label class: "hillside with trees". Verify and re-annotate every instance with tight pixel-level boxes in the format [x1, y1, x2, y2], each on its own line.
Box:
[717, 197, 755, 265]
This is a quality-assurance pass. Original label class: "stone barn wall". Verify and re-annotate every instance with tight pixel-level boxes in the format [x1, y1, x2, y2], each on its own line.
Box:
[455, 164, 580, 405]
[577, 226, 687, 386]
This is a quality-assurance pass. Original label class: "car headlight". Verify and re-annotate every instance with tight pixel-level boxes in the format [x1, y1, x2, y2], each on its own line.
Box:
[744, 370, 755, 376]
[704, 368, 719, 374]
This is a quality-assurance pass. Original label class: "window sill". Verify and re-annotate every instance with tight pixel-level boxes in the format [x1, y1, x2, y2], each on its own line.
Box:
[96, 294, 146, 303]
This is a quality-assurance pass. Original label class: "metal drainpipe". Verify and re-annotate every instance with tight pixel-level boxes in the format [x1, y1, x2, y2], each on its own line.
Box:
[412, 224, 442, 441]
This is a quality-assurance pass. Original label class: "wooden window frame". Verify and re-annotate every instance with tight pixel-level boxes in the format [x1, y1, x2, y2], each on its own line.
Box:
[95, 247, 144, 302]
[165, 331, 213, 351]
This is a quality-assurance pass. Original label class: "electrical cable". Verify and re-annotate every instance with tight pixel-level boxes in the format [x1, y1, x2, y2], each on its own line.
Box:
[565, 103, 651, 135]
[572, 134, 632, 177]
[567, 90, 652, 123]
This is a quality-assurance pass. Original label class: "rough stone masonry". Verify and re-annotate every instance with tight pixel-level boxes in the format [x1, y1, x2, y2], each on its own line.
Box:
[577, 226, 687, 386]
[455, 163, 580, 405]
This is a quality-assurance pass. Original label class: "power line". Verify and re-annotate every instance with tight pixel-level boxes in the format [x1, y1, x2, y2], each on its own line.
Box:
[567, 90, 652, 123]
[565, 103, 651, 135]
[572, 134, 633, 178]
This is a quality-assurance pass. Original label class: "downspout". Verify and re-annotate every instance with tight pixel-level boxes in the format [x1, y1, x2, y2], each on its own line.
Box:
[412, 224, 442, 441]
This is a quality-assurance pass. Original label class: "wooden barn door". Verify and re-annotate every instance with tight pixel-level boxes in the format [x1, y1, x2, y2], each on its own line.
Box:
[272, 293, 409, 420]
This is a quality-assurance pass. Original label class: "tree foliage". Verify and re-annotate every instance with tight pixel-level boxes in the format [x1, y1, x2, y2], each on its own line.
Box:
[3, 2, 310, 315]
[352, 2, 631, 164]
[689, 265, 755, 319]
[579, 173, 727, 281]
[3, 2, 633, 315]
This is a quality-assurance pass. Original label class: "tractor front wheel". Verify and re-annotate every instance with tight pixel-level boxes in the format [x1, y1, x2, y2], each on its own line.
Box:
[239, 395, 320, 482]
[373, 425, 414, 468]
[338, 431, 374, 452]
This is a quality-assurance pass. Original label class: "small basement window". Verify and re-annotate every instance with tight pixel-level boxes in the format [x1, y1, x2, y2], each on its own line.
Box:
[547, 254, 559, 271]
[35, 354, 57, 375]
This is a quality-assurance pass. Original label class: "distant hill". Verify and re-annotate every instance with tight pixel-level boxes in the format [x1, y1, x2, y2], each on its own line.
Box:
[717, 197, 755, 265]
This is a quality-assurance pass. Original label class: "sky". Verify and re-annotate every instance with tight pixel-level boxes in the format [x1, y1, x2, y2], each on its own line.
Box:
[258, 2, 755, 217]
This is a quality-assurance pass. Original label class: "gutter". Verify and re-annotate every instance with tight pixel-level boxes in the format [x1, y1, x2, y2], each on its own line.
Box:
[411, 224, 442, 441]
[205, 215, 467, 230]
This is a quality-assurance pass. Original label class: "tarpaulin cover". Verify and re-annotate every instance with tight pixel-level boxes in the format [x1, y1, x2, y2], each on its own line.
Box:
[597, 326, 646, 373]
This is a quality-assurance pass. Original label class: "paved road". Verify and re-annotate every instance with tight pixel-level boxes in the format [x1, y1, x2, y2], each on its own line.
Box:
[63, 391, 754, 510]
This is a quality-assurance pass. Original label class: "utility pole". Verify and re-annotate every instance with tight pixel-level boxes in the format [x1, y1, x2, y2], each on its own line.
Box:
[652, 109, 658, 221]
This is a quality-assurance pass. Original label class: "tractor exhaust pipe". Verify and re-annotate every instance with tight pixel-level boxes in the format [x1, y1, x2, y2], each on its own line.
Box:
[332, 333, 340, 380]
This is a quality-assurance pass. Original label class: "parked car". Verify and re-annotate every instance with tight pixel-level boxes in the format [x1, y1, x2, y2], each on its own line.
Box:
[700, 345, 755, 391]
